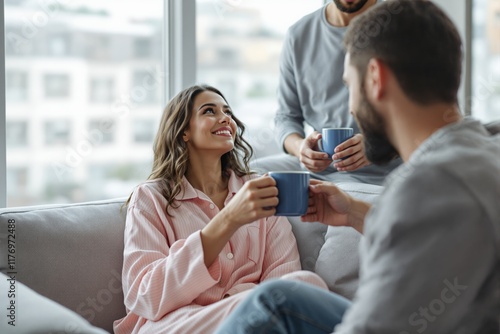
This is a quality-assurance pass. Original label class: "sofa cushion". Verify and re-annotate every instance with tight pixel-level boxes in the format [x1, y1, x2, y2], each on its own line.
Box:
[485, 120, 500, 135]
[288, 218, 327, 271]
[289, 182, 382, 300]
[0, 198, 127, 333]
[0, 272, 107, 334]
[315, 182, 382, 299]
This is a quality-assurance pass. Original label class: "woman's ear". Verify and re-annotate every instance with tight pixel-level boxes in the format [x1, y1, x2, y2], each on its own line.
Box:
[182, 131, 189, 142]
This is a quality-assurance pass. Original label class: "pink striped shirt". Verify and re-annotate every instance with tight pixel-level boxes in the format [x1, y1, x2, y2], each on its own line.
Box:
[113, 171, 327, 334]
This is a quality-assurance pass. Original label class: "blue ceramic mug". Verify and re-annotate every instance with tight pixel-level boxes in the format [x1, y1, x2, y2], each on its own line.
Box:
[268, 171, 310, 216]
[318, 128, 354, 157]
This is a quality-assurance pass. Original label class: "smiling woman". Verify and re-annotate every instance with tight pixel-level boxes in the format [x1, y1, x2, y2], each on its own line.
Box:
[114, 84, 328, 334]
[183, 90, 237, 157]
[140, 85, 253, 214]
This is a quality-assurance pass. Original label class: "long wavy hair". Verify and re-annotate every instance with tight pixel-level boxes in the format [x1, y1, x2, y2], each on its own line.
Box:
[126, 84, 254, 216]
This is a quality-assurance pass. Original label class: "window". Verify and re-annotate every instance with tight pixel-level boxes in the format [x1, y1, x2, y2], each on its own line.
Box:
[48, 33, 70, 57]
[4, 0, 163, 206]
[6, 121, 28, 147]
[6, 167, 28, 206]
[132, 70, 160, 104]
[43, 166, 79, 204]
[85, 35, 111, 60]
[472, 0, 500, 122]
[87, 163, 147, 200]
[196, 0, 323, 158]
[6, 71, 28, 102]
[45, 120, 71, 145]
[134, 38, 152, 58]
[133, 119, 155, 143]
[88, 119, 115, 144]
[90, 78, 115, 103]
[44, 74, 70, 98]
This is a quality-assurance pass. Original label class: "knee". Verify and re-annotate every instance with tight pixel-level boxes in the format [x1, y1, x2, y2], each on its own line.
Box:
[253, 279, 308, 310]
[280, 270, 329, 290]
[253, 279, 290, 303]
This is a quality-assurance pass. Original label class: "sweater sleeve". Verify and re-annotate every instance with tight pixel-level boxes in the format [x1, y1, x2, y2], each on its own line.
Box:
[274, 29, 305, 152]
[121, 187, 222, 321]
[335, 167, 496, 333]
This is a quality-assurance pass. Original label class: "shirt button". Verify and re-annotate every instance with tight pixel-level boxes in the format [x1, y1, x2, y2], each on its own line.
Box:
[209, 204, 215, 209]
[226, 253, 234, 260]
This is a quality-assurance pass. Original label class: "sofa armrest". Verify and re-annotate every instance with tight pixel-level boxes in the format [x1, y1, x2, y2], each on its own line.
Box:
[0, 198, 128, 333]
[311, 182, 383, 299]
[485, 120, 500, 135]
[0, 272, 108, 334]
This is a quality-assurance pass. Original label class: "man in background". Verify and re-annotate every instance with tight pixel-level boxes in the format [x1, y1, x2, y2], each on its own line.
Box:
[252, 0, 401, 186]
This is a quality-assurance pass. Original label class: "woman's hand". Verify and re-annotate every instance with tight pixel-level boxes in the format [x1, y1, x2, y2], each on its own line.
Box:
[201, 176, 278, 268]
[221, 176, 278, 229]
[332, 134, 371, 172]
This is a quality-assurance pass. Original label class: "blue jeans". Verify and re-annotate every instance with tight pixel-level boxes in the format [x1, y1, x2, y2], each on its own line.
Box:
[215, 280, 351, 334]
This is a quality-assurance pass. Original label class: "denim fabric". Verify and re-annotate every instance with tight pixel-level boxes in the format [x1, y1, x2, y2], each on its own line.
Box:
[215, 280, 351, 334]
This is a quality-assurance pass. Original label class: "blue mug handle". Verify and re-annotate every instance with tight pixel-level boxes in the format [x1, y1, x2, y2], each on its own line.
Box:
[318, 138, 324, 153]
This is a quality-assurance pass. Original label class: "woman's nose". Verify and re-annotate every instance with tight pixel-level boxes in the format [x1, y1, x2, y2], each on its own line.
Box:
[219, 111, 230, 123]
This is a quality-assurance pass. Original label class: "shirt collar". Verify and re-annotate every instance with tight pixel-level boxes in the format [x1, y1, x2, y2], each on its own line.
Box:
[175, 169, 243, 201]
[385, 118, 483, 186]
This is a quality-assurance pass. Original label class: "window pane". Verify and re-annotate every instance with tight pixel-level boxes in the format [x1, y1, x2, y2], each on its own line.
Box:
[196, 0, 323, 158]
[472, 0, 500, 122]
[88, 119, 115, 144]
[6, 121, 28, 147]
[5, 1, 163, 206]
[132, 70, 160, 105]
[6, 70, 28, 102]
[7, 167, 28, 204]
[45, 120, 71, 145]
[133, 119, 156, 143]
[44, 74, 70, 98]
[90, 78, 115, 103]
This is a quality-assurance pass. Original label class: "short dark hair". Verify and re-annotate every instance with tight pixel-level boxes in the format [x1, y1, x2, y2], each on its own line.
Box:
[344, 0, 462, 105]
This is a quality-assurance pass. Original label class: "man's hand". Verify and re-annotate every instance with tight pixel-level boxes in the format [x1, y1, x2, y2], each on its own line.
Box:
[298, 132, 332, 173]
[332, 134, 371, 172]
[301, 180, 369, 234]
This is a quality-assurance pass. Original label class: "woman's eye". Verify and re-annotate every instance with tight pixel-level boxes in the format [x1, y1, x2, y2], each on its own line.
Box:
[224, 110, 233, 116]
[204, 108, 215, 114]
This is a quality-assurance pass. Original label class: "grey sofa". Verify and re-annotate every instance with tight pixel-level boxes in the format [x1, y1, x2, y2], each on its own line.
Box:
[0, 182, 382, 334]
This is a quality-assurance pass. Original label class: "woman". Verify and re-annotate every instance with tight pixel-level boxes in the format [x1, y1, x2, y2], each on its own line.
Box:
[113, 85, 327, 333]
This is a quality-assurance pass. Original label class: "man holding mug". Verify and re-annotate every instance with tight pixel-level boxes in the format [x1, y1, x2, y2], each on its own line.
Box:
[252, 0, 401, 186]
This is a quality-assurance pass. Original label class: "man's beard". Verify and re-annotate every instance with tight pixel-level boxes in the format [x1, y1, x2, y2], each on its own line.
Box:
[354, 86, 399, 165]
[333, 0, 369, 14]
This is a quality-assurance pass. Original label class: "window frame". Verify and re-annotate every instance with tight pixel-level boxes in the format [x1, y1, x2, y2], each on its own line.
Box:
[164, 0, 196, 101]
[1, 4, 7, 207]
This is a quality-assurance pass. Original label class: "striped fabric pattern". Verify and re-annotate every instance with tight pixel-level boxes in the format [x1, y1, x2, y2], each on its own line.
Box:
[113, 171, 327, 334]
